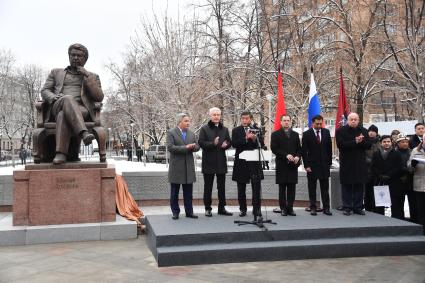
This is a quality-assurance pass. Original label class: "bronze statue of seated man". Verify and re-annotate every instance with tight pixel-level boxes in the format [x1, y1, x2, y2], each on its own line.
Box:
[41, 43, 104, 164]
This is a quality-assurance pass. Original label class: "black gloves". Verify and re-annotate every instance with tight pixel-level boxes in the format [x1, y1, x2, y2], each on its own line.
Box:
[411, 159, 419, 167]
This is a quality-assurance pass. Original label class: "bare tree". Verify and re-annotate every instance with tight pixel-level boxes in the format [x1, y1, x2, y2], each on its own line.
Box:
[0, 49, 15, 153]
[17, 64, 44, 149]
[383, 0, 425, 122]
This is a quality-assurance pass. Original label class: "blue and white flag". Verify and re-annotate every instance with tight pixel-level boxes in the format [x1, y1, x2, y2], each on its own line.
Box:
[308, 72, 321, 127]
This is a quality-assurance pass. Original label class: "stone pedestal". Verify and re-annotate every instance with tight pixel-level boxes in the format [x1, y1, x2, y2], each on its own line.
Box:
[13, 163, 116, 226]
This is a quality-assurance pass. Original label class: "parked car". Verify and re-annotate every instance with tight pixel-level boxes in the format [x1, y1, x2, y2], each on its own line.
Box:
[145, 145, 168, 163]
[0, 150, 12, 161]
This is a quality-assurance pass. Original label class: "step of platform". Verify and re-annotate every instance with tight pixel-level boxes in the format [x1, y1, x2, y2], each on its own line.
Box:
[0, 213, 137, 246]
[145, 210, 425, 267]
[155, 235, 425, 266]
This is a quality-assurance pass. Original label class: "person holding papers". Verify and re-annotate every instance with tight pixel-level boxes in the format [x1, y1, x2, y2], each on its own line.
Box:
[371, 135, 402, 218]
[408, 136, 425, 235]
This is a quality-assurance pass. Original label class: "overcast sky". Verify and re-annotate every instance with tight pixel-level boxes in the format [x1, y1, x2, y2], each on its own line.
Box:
[0, 0, 194, 89]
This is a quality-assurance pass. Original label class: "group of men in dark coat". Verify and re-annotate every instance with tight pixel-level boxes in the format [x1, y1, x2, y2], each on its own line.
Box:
[167, 108, 390, 220]
[271, 114, 333, 216]
[166, 109, 264, 220]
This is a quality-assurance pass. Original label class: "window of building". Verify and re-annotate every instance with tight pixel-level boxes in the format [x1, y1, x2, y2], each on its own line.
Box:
[325, 119, 335, 127]
[369, 114, 395, 123]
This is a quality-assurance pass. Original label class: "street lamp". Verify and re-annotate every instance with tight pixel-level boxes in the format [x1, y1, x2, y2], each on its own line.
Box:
[130, 123, 134, 162]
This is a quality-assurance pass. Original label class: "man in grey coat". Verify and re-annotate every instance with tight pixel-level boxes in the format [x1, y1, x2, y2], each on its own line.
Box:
[167, 113, 200, 220]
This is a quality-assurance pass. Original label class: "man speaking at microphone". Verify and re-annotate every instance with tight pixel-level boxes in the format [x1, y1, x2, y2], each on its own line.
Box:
[199, 107, 233, 217]
[231, 111, 265, 220]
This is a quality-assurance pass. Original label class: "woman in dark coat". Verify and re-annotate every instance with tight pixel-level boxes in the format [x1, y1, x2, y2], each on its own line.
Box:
[271, 115, 301, 216]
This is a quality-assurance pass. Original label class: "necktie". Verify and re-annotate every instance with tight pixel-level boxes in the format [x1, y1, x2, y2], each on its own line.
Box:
[182, 131, 187, 141]
[316, 130, 321, 143]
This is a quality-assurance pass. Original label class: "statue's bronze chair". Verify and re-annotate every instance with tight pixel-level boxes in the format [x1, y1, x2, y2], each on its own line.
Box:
[32, 101, 106, 163]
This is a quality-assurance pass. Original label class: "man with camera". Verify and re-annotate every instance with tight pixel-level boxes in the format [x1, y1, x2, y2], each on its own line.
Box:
[231, 111, 265, 220]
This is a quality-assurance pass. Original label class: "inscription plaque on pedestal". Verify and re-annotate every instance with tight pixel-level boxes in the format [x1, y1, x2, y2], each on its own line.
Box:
[13, 163, 116, 226]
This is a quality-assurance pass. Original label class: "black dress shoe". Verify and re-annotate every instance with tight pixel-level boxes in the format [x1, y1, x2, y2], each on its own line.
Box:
[353, 209, 366, 215]
[186, 214, 198, 219]
[281, 208, 287, 216]
[239, 211, 247, 217]
[172, 214, 179, 220]
[218, 209, 233, 216]
[287, 210, 297, 216]
[323, 209, 333, 216]
[205, 210, 212, 217]
[253, 214, 262, 221]
[343, 209, 351, 216]
[310, 208, 317, 216]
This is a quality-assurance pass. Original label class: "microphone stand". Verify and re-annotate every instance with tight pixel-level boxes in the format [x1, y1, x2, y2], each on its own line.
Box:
[234, 126, 276, 231]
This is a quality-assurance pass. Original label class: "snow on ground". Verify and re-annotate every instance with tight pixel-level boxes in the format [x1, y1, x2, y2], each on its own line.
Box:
[0, 158, 199, 175]
[109, 159, 175, 175]
[0, 164, 25, 176]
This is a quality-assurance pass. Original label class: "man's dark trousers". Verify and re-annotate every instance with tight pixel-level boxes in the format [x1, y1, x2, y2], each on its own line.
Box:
[170, 183, 193, 215]
[308, 176, 330, 210]
[237, 176, 261, 216]
[342, 183, 364, 211]
[203, 173, 226, 211]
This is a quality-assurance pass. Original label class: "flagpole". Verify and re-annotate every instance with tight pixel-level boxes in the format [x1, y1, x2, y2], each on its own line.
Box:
[267, 93, 273, 168]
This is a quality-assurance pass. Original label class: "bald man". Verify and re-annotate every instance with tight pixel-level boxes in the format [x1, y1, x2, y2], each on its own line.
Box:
[336, 113, 372, 216]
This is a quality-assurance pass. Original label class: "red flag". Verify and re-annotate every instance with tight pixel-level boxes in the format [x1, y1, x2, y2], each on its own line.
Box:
[335, 68, 350, 133]
[273, 66, 287, 131]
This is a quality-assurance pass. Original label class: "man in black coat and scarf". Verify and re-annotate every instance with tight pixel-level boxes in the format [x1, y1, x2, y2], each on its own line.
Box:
[271, 115, 302, 216]
[198, 107, 232, 217]
[364, 124, 381, 214]
[336, 112, 372, 216]
[231, 111, 265, 219]
[371, 135, 402, 218]
[301, 115, 333, 216]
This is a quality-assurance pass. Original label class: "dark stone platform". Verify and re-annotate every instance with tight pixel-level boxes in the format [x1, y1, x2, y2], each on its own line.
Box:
[145, 209, 425, 267]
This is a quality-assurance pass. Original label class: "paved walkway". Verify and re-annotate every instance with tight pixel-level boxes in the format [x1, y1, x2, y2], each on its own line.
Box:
[0, 237, 424, 283]
[1, 206, 425, 282]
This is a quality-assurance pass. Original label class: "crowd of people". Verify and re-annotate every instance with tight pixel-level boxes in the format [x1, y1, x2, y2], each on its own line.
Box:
[362, 120, 425, 234]
[165, 107, 425, 235]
